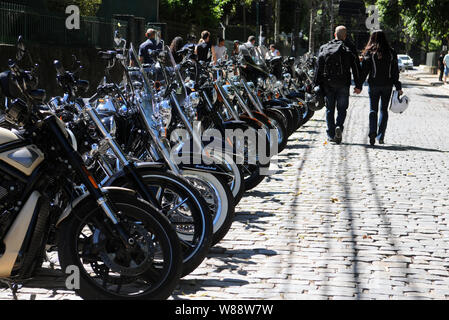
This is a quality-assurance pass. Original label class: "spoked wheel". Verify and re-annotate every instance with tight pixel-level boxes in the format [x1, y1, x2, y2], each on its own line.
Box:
[257, 110, 288, 153]
[58, 188, 182, 300]
[181, 170, 235, 246]
[107, 170, 213, 277]
[223, 122, 271, 191]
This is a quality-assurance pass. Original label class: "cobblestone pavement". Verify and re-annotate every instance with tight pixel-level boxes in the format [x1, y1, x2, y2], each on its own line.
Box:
[2, 77, 449, 300]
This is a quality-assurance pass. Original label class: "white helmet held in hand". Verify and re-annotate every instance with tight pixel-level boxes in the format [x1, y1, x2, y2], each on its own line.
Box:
[390, 90, 409, 114]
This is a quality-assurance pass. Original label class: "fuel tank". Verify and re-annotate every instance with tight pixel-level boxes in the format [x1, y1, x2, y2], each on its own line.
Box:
[0, 128, 44, 176]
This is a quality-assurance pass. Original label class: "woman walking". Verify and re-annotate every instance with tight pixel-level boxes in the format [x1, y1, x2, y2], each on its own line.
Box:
[360, 30, 403, 146]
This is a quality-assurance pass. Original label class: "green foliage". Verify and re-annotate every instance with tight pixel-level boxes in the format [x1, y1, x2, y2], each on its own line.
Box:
[45, 0, 102, 16]
[374, 0, 449, 43]
[160, 0, 222, 27]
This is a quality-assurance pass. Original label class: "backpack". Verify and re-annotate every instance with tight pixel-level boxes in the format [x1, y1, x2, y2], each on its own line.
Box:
[320, 41, 348, 85]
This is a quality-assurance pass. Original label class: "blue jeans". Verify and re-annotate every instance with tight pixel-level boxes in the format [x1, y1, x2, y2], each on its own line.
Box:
[369, 86, 393, 141]
[324, 86, 350, 139]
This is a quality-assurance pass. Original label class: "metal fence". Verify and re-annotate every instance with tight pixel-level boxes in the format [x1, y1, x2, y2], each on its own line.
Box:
[0, 1, 127, 48]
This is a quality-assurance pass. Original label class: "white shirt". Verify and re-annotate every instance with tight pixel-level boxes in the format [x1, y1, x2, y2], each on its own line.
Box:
[444, 54, 449, 67]
[214, 45, 227, 61]
[266, 49, 280, 59]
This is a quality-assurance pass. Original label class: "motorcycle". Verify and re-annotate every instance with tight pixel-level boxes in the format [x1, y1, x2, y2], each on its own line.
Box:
[0, 36, 182, 300]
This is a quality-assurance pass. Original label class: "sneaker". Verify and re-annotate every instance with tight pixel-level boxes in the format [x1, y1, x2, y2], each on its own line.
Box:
[335, 127, 342, 144]
[378, 138, 385, 145]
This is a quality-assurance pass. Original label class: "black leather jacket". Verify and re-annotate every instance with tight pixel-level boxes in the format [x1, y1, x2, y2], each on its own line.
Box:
[314, 39, 363, 90]
[360, 49, 402, 91]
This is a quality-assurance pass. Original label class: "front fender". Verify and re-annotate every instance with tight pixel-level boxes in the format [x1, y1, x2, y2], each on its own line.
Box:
[56, 187, 139, 227]
[102, 162, 167, 188]
[170, 141, 237, 183]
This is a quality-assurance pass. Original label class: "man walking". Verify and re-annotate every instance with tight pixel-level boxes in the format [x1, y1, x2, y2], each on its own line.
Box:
[315, 26, 363, 144]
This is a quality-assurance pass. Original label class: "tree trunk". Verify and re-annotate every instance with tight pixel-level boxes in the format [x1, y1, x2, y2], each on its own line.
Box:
[330, 0, 334, 40]
[243, 3, 247, 42]
[309, 1, 315, 54]
[292, 0, 300, 57]
[274, 0, 281, 43]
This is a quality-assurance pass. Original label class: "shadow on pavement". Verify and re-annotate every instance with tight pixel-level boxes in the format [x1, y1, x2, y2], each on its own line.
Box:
[344, 142, 448, 153]
[173, 248, 277, 299]
[419, 93, 449, 99]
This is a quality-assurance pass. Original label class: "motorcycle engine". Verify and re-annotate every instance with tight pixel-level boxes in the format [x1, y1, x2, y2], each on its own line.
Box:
[0, 173, 25, 240]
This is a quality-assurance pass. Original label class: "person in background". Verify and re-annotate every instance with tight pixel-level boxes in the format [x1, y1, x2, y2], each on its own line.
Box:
[138, 28, 163, 65]
[232, 40, 240, 58]
[214, 37, 227, 64]
[266, 44, 281, 59]
[195, 30, 215, 63]
[360, 30, 403, 146]
[443, 50, 449, 85]
[182, 34, 197, 51]
[170, 36, 184, 64]
[314, 26, 363, 145]
[438, 52, 445, 82]
[239, 35, 257, 59]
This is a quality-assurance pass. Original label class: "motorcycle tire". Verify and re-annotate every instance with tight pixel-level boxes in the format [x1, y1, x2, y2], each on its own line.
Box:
[57, 188, 182, 300]
[106, 170, 213, 277]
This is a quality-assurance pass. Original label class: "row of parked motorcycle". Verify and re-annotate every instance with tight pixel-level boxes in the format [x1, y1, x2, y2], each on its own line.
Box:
[0, 32, 323, 299]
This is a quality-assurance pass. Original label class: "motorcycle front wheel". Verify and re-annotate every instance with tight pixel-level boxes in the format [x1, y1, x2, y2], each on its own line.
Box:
[57, 188, 182, 300]
[106, 170, 213, 277]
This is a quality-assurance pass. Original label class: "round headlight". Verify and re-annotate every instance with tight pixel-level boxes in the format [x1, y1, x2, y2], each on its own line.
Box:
[157, 99, 172, 128]
[186, 92, 200, 108]
[185, 80, 196, 91]
[212, 88, 218, 104]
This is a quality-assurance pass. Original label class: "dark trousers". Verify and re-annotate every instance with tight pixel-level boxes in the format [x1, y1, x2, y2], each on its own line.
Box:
[440, 68, 445, 82]
[324, 86, 350, 139]
[368, 86, 393, 141]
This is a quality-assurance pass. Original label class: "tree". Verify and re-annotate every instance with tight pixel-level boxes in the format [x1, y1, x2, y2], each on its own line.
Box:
[372, 0, 449, 48]
[45, 0, 102, 16]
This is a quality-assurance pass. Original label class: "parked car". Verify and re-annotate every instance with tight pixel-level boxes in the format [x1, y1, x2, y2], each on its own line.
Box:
[398, 54, 414, 69]
[398, 58, 406, 72]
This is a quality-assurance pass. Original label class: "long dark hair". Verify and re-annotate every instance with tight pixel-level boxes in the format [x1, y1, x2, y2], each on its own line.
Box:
[363, 30, 392, 59]
[170, 36, 184, 53]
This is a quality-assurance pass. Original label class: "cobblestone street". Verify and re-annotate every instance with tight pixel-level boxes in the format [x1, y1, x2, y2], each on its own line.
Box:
[2, 77, 449, 300]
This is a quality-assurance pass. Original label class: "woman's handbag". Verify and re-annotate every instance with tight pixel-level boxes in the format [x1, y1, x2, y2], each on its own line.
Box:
[390, 90, 409, 114]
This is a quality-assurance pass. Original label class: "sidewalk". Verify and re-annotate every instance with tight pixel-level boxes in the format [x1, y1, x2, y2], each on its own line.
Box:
[403, 66, 449, 89]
